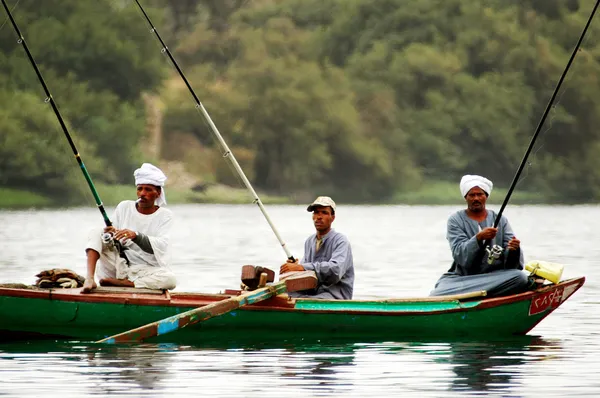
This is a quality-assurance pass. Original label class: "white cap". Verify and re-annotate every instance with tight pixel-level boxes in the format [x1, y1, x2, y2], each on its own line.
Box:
[307, 196, 336, 212]
[460, 174, 493, 198]
[134, 163, 168, 206]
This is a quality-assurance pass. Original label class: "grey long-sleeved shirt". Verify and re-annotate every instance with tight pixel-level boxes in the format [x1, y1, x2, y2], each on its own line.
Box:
[294, 229, 354, 300]
[446, 209, 524, 276]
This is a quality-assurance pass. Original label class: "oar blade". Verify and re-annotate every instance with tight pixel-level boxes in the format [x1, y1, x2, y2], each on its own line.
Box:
[98, 297, 243, 344]
[96, 270, 317, 344]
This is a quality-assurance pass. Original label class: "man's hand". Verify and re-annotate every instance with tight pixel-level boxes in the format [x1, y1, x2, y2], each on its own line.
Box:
[476, 227, 498, 241]
[113, 229, 137, 242]
[81, 278, 97, 294]
[507, 237, 520, 251]
[280, 259, 305, 274]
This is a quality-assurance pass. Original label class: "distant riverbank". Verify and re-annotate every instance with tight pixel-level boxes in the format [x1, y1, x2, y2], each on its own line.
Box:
[0, 184, 289, 210]
[0, 180, 549, 210]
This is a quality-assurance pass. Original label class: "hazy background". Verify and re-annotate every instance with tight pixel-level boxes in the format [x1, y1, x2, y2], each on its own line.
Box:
[2, 0, 600, 208]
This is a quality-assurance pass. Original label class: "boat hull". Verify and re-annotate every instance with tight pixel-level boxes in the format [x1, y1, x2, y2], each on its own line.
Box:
[0, 277, 585, 343]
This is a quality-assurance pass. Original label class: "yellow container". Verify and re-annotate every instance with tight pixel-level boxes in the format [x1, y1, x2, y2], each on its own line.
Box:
[525, 260, 564, 284]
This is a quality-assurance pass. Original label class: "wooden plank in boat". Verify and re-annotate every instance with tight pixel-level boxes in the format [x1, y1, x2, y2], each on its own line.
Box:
[384, 290, 487, 302]
[294, 290, 488, 304]
[279, 271, 318, 292]
[90, 286, 166, 295]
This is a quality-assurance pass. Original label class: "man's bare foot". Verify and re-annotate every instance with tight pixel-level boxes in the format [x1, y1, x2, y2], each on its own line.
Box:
[81, 279, 97, 294]
[99, 277, 135, 288]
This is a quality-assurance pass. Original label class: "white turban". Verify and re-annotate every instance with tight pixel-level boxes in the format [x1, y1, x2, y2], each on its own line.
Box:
[134, 163, 167, 206]
[460, 175, 493, 198]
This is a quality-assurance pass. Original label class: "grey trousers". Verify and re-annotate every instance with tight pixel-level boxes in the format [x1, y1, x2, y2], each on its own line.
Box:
[430, 269, 530, 297]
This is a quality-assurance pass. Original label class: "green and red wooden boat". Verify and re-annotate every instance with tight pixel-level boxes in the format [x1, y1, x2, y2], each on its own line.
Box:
[0, 276, 584, 344]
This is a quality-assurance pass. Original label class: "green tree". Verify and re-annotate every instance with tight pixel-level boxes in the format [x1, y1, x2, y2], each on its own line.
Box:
[0, 0, 169, 191]
[0, 0, 166, 101]
[0, 90, 105, 200]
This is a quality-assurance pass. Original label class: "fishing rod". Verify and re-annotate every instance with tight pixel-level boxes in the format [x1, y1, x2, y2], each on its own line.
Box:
[133, 0, 295, 261]
[1, 0, 128, 260]
[481, 0, 600, 260]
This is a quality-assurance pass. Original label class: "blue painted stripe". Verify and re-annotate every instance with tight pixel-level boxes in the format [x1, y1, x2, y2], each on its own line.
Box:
[104, 338, 115, 344]
[157, 318, 180, 335]
[294, 300, 481, 312]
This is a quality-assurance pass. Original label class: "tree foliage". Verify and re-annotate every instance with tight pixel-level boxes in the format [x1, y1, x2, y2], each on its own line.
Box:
[3, 0, 600, 203]
[0, 0, 167, 193]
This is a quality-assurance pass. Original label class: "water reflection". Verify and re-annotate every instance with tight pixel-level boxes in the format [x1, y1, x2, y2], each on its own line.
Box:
[276, 343, 357, 394]
[429, 336, 560, 393]
[82, 341, 357, 395]
[83, 344, 177, 393]
[0, 336, 579, 397]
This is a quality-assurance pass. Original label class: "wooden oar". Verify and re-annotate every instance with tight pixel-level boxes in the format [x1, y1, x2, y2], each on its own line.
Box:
[96, 270, 317, 344]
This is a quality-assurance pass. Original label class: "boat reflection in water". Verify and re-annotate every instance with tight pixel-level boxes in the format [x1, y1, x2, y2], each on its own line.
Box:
[0, 335, 565, 395]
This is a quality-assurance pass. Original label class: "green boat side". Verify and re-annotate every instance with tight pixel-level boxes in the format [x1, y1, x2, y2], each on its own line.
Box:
[0, 277, 585, 343]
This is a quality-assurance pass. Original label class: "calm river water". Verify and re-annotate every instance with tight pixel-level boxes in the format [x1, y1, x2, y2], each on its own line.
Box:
[0, 204, 599, 397]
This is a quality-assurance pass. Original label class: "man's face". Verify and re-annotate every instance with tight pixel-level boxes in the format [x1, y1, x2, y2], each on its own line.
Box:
[137, 184, 161, 207]
[465, 186, 487, 213]
[312, 206, 335, 234]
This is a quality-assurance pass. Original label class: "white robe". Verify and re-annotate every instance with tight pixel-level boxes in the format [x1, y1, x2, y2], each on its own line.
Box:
[87, 200, 176, 290]
[114, 200, 172, 269]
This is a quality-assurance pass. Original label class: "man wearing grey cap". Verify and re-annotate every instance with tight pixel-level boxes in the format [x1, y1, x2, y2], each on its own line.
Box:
[280, 196, 354, 299]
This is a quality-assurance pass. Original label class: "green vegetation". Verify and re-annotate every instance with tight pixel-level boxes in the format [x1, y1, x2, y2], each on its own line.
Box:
[2, 0, 600, 207]
[0, 188, 52, 209]
[93, 182, 289, 206]
[0, 184, 289, 210]
[0, 181, 544, 209]
[391, 180, 545, 205]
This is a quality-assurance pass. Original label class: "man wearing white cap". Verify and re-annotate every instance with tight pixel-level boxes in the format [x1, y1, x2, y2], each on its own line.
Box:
[81, 163, 177, 293]
[279, 196, 354, 299]
[430, 175, 529, 297]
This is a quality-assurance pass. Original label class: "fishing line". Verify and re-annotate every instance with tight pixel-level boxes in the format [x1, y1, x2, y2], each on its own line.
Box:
[518, 29, 594, 189]
[132, 0, 296, 261]
[0, 0, 19, 33]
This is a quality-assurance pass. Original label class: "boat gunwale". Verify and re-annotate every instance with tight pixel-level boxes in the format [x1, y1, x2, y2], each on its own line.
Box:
[0, 277, 585, 318]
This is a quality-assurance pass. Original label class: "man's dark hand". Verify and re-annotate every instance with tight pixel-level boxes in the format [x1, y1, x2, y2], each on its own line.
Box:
[507, 237, 520, 251]
[280, 260, 305, 275]
[476, 227, 498, 241]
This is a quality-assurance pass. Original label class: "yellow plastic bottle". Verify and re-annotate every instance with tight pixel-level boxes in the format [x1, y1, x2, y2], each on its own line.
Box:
[525, 260, 564, 284]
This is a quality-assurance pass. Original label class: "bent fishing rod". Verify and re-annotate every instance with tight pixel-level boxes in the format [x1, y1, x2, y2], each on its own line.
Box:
[480, 0, 600, 260]
[1, 0, 128, 260]
[133, 0, 295, 261]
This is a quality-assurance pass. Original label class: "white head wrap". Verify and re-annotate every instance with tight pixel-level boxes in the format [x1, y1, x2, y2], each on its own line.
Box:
[460, 174, 493, 198]
[134, 163, 167, 206]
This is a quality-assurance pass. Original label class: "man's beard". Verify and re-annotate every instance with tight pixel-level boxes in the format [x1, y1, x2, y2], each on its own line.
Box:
[469, 202, 484, 212]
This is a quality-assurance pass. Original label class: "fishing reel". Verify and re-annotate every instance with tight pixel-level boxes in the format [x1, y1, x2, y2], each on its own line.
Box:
[102, 231, 125, 248]
[486, 244, 503, 265]
[101, 231, 130, 265]
[101, 231, 124, 248]
[101, 232, 114, 245]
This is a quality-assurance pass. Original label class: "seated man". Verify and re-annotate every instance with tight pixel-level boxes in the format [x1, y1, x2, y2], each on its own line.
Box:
[280, 196, 354, 299]
[430, 175, 530, 297]
[81, 163, 177, 293]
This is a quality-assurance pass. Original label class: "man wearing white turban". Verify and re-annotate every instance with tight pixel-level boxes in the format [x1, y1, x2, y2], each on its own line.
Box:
[81, 163, 177, 293]
[430, 175, 530, 297]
